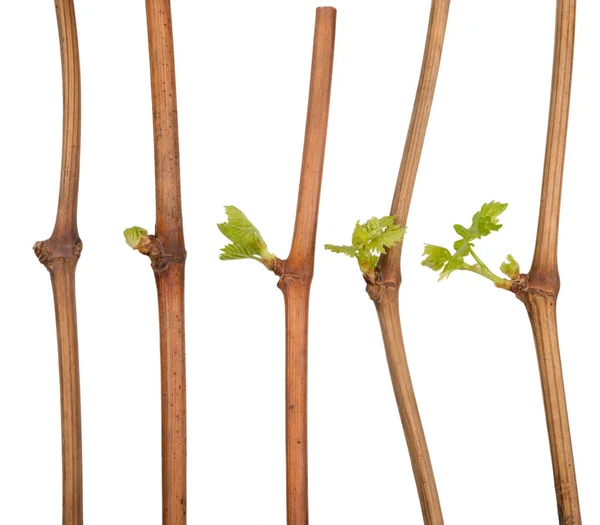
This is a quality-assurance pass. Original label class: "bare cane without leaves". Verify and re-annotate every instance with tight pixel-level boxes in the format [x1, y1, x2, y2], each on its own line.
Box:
[33, 1, 84, 523]
[217, 8, 336, 525]
[423, 1, 579, 523]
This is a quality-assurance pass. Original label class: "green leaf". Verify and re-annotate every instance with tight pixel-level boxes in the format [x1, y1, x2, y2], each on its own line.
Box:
[219, 242, 261, 261]
[324, 244, 357, 258]
[480, 201, 508, 222]
[421, 244, 451, 272]
[368, 224, 405, 255]
[453, 224, 470, 239]
[452, 201, 508, 244]
[378, 215, 397, 228]
[500, 254, 520, 279]
[217, 206, 265, 246]
[124, 226, 148, 249]
[351, 222, 370, 247]
[325, 215, 405, 276]
[473, 201, 508, 237]
[217, 206, 274, 262]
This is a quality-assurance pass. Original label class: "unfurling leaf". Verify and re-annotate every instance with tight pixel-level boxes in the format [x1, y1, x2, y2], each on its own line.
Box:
[351, 222, 370, 247]
[421, 245, 451, 272]
[325, 215, 406, 277]
[500, 254, 520, 280]
[217, 206, 275, 263]
[453, 201, 508, 244]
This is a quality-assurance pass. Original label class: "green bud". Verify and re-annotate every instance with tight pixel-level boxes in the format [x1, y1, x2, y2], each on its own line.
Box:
[124, 226, 149, 250]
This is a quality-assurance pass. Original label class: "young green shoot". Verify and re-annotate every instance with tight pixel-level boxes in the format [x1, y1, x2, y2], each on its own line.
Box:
[421, 201, 520, 290]
[325, 215, 405, 280]
[217, 206, 280, 272]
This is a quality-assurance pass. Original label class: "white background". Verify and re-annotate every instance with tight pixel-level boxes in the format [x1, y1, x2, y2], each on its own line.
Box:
[1, 1, 598, 524]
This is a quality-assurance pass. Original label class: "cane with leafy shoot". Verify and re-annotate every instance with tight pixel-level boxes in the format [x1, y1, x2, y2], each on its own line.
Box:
[217, 8, 336, 525]
[422, 2, 579, 524]
[325, 2, 451, 524]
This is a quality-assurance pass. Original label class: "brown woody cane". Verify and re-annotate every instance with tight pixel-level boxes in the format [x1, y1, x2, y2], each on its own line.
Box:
[370, 2, 451, 524]
[124, 0, 187, 524]
[512, 2, 580, 523]
[281, 9, 335, 525]
[33, 1, 83, 524]
[216, 8, 336, 525]
[419, 2, 578, 523]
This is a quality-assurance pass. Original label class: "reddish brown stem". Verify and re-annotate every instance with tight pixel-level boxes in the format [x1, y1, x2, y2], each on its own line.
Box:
[368, 2, 451, 524]
[145, 1, 187, 524]
[517, 2, 579, 524]
[280, 278, 311, 525]
[33, 1, 83, 524]
[276, 8, 336, 525]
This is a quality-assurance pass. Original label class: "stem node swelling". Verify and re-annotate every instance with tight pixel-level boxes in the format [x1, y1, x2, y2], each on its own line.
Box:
[34, 1, 84, 523]
[128, 232, 187, 272]
[363, 270, 398, 304]
[34, 238, 83, 269]
[372, 2, 451, 523]
[524, 2, 578, 522]
[140, 1, 188, 523]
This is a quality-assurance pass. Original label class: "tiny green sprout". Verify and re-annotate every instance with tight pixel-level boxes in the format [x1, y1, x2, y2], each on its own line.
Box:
[217, 206, 276, 264]
[325, 215, 405, 278]
[421, 201, 520, 290]
[124, 226, 149, 250]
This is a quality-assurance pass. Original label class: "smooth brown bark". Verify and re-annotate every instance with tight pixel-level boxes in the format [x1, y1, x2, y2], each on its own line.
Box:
[379, 0, 451, 284]
[366, 2, 450, 524]
[373, 288, 442, 525]
[518, 291, 579, 525]
[280, 279, 311, 525]
[514, 2, 579, 523]
[144, 1, 187, 524]
[33, 1, 83, 524]
[276, 8, 336, 525]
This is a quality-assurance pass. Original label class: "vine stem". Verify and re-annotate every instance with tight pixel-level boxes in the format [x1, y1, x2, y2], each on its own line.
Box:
[276, 8, 336, 525]
[144, 1, 187, 523]
[370, 2, 451, 524]
[515, 2, 580, 524]
[33, 1, 83, 524]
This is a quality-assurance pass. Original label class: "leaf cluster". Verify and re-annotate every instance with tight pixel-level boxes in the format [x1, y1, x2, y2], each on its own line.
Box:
[217, 206, 275, 263]
[325, 216, 405, 276]
[421, 201, 519, 287]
